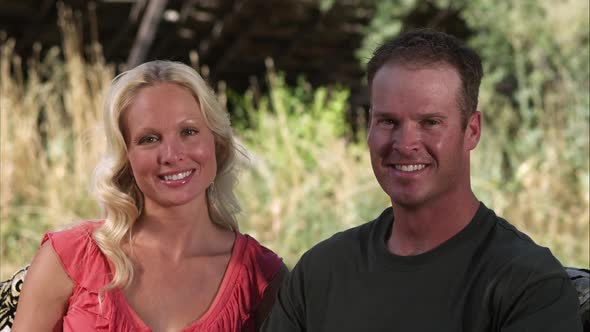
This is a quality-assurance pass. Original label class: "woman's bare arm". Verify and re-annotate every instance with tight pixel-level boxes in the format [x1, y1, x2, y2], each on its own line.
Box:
[12, 242, 74, 332]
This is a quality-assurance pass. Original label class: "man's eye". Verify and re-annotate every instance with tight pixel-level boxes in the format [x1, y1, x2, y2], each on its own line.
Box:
[422, 119, 440, 127]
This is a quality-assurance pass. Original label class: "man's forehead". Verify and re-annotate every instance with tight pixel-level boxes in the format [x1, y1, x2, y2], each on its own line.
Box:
[375, 60, 459, 80]
[369, 65, 463, 119]
[371, 62, 461, 94]
[370, 106, 447, 117]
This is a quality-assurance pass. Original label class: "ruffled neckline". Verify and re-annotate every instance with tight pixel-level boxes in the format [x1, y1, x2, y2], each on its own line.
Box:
[110, 233, 247, 331]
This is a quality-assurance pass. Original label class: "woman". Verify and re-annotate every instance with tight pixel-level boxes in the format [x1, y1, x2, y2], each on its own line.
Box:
[13, 60, 286, 332]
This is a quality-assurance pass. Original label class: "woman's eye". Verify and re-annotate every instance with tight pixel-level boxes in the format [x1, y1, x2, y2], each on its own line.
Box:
[378, 119, 396, 128]
[138, 136, 158, 144]
[182, 128, 199, 136]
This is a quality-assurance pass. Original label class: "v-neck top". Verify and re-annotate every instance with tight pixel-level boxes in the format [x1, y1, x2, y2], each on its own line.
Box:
[42, 221, 282, 332]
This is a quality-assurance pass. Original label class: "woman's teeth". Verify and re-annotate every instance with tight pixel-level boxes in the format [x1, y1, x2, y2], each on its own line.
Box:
[162, 170, 193, 181]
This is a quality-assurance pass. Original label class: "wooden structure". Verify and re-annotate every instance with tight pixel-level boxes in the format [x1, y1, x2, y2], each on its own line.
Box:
[0, 0, 375, 107]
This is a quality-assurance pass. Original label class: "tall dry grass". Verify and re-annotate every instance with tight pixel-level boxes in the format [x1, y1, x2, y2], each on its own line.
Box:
[467, 0, 590, 268]
[1, 4, 588, 279]
[232, 68, 389, 265]
[358, 0, 590, 269]
[0, 7, 112, 277]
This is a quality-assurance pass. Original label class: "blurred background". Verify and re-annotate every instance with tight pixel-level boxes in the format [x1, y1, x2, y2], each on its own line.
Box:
[0, 0, 588, 279]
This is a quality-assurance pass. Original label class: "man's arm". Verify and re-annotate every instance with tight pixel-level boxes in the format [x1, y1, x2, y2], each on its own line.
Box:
[497, 263, 583, 332]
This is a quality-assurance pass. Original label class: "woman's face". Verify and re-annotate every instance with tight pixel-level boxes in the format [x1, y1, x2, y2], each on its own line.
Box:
[122, 83, 217, 212]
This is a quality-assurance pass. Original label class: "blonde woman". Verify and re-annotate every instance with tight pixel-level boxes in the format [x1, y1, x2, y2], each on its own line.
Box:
[13, 60, 286, 332]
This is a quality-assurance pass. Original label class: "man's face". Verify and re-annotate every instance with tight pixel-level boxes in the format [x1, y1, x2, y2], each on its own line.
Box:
[367, 63, 480, 208]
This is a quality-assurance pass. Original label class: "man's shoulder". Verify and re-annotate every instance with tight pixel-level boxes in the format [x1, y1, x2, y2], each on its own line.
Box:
[489, 213, 550, 255]
[476, 208, 581, 331]
[295, 208, 391, 271]
[481, 207, 566, 277]
[309, 221, 372, 254]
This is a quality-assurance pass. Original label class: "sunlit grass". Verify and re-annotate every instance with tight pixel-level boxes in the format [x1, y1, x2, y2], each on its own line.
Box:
[1, 5, 588, 279]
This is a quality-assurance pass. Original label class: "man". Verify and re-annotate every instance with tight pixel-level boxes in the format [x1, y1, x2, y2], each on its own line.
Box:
[262, 30, 582, 331]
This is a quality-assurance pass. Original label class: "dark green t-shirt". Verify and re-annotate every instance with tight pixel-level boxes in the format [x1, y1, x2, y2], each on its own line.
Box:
[263, 203, 582, 332]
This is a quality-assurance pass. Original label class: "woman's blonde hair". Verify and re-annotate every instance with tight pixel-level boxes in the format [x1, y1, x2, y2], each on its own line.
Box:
[92, 60, 242, 290]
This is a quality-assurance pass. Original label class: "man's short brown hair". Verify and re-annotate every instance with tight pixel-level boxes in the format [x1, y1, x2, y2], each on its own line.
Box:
[367, 29, 483, 127]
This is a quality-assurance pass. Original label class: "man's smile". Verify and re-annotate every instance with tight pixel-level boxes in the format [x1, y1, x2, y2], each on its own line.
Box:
[393, 164, 427, 172]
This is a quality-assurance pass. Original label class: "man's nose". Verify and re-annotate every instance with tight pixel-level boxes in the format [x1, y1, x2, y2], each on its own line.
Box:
[392, 124, 420, 155]
[159, 138, 185, 164]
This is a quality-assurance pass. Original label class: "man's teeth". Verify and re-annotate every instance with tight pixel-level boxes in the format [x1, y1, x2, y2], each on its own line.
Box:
[162, 170, 192, 181]
[395, 164, 426, 172]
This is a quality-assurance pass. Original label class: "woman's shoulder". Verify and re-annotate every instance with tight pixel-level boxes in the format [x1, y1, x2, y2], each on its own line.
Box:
[239, 233, 283, 278]
[40, 220, 109, 288]
[229, 233, 283, 305]
[42, 220, 102, 243]
[41, 221, 104, 259]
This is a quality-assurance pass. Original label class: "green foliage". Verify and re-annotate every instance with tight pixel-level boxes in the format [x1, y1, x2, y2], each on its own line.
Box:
[0, 1, 587, 279]
[357, 0, 469, 63]
[465, 0, 590, 170]
[358, 0, 590, 267]
[318, 0, 336, 13]
[231, 71, 389, 267]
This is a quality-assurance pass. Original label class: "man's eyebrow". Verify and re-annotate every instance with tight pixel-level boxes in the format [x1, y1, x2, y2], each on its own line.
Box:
[418, 112, 448, 118]
[369, 109, 448, 117]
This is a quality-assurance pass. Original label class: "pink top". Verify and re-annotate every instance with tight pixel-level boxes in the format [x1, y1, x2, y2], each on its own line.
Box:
[42, 221, 283, 332]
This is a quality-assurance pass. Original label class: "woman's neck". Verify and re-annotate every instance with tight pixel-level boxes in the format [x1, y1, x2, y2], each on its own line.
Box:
[129, 202, 232, 262]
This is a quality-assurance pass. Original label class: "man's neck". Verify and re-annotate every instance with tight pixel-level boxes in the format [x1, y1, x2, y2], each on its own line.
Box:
[387, 192, 480, 256]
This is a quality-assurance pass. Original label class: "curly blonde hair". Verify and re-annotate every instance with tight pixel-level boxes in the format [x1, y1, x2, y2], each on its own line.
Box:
[92, 60, 242, 290]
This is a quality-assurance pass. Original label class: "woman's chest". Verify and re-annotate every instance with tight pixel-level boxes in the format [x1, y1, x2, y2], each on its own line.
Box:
[120, 255, 232, 331]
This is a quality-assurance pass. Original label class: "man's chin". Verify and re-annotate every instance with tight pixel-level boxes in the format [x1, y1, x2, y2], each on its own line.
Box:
[388, 192, 427, 209]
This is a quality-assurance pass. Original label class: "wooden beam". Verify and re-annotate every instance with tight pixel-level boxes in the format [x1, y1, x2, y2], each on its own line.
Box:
[126, 0, 167, 69]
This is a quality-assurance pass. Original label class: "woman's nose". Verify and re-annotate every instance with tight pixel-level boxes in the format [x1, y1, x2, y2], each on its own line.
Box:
[159, 138, 185, 164]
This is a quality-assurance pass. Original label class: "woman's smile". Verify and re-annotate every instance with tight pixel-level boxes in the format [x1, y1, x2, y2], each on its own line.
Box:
[124, 83, 218, 210]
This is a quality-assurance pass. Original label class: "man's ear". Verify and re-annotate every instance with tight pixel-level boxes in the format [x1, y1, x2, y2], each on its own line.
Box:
[366, 107, 373, 141]
[465, 111, 481, 151]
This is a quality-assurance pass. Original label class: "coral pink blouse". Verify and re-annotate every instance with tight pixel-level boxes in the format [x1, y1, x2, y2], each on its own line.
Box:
[42, 222, 282, 332]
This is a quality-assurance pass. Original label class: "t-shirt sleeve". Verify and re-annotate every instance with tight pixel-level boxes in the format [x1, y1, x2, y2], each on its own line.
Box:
[500, 277, 583, 332]
[261, 254, 307, 332]
[495, 249, 583, 332]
